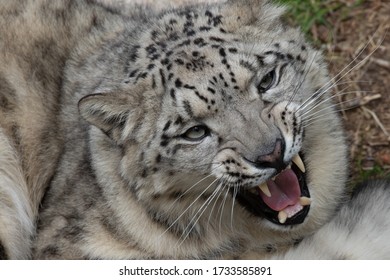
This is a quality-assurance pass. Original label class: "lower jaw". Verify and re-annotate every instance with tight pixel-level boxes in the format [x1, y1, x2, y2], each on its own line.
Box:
[265, 205, 310, 226]
[234, 189, 310, 226]
[234, 159, 310, 226]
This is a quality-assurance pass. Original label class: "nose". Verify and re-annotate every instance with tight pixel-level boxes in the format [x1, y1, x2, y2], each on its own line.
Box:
[252, 139, 286, 172]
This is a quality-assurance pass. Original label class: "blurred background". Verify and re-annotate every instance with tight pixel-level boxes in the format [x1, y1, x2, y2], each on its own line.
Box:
[101, 0, 390, 186]
[278, 0, 390, 187]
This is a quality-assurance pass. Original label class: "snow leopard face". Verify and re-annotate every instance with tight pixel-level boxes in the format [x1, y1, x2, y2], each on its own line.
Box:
[79, 0, 347, 240]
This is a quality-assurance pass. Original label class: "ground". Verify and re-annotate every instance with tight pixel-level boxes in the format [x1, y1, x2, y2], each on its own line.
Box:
[316, 0, 390, 185]
[104, 0, 390, 185]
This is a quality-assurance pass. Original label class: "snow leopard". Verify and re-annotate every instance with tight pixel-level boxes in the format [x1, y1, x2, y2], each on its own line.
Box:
[0, 0, 385, 259]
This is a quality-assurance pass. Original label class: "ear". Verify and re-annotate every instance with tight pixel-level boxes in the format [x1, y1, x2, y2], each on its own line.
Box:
[221, 0, 286, 31]
[78, 90, 141, 142]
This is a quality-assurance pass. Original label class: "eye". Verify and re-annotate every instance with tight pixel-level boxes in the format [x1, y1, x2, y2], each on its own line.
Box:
[183, 125, 210, 141]
[257, 69, 276, 93]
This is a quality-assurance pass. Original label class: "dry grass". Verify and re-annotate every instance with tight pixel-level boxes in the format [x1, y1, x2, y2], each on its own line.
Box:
[318, 0, 390, 184]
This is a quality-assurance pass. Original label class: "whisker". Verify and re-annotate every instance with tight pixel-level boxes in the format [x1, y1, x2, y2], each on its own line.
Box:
[301, 90, 374, 119]
[300, 83, 355, 114]
[287, 50, 319, 107]
[298, 32, 384, 112]
[158, 176, 221, 239]
[298, 80, 373, 114]
[177, 178, 220, 246]
[302, 101, 361, 128]
[218, 184, 231, 236]
[300, 78, 373, 112]
[206, 183, 225, 232]
[167, 165, 222, 209]
[230, 183, 239, 231]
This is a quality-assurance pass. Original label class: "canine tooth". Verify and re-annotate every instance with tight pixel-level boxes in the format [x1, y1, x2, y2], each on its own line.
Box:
[259, 182, 271, 197]
[292, 154, 306, 173]
[278, 211, 287, 224]
[272, 176, 276, 181]
[287, 164, 292, 169]
[299, 196, 311, 206]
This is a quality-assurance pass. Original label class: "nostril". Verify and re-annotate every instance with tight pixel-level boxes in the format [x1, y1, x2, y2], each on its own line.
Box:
[256, 139, 282, 163]
[253, 139, 286, 172]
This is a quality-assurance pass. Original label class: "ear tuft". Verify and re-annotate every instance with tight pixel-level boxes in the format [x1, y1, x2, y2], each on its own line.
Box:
[221, 0, 285, 31]
[78, 92, 133, 141]
[221, 0, 263, 27]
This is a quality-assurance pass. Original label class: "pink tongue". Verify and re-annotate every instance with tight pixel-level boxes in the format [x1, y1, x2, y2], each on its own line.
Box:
[259, 169, 301, 211]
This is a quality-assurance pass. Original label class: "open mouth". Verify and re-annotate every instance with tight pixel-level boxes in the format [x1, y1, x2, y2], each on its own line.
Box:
[235, 153, 310, 226]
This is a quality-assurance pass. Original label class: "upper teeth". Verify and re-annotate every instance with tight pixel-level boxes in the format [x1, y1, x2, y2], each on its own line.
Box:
[299, 196, 311, 206]
[259, 182, 271, 197]
[292, 154, 305, 173]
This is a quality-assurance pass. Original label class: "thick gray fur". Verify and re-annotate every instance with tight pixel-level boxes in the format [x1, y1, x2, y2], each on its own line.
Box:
[0, 0, 388, 259]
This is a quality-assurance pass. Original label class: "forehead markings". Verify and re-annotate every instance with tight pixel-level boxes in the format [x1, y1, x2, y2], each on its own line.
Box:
[124, 8, 229, 84]
[168, 40, 248, 114]
[183, 84, 217, 113]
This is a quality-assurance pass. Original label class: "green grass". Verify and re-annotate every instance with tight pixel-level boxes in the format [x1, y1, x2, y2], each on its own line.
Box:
[345, 159, 389, 191]
[276, 0, 365, 39]
[355, 159, 389, 181]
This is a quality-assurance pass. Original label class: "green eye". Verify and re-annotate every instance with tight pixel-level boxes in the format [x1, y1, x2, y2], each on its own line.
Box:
[257, 70, 276, 93]
[183, 126, 210, 141]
